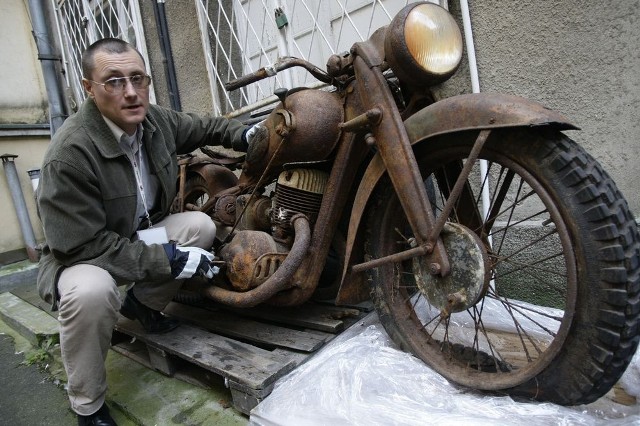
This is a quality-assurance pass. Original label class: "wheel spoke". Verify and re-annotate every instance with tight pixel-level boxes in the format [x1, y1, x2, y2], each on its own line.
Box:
[486, 294, 563, 322]
[369, 132, 579, 395]
[495, 228, 560, 264]
[483, 166, 515, 236]
[487, 294, 559, 338]
[493, 251, 567, 280]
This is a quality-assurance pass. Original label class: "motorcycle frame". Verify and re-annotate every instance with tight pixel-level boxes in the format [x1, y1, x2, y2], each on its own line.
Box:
[327, 38, 577, 306]
[193, 28, 577, 308]
[273, 37, 455, 306]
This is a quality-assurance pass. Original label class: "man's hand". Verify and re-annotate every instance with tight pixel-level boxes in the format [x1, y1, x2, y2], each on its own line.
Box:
[162, 243, 217, 279]
[241, 121, 268, 150]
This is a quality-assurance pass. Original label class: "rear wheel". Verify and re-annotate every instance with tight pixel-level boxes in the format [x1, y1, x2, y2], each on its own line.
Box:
[366, 128, 640, 405]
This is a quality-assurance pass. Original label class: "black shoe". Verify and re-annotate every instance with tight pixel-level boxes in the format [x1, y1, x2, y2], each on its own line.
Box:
[120, 289, 180, 334]
[77, 403, 117, 426]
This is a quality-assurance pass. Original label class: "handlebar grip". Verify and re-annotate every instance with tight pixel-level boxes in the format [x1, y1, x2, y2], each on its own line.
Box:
[225, 66, 276, 92]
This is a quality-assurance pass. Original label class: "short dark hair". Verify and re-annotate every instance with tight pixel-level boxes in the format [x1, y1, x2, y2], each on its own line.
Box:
[81, 38, 145, 79]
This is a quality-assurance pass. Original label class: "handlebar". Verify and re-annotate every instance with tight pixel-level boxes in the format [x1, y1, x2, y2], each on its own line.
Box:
[224, 57, 332, 91]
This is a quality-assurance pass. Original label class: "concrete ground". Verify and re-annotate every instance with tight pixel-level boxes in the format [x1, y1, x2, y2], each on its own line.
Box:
[0, 331, 77, 425]
[0, 261, 249, 426]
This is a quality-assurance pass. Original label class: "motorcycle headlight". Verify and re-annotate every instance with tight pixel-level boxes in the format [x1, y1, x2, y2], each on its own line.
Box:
[385, 2, 463, 87]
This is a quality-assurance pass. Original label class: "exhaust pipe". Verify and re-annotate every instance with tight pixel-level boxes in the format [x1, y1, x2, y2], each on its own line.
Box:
[204, 214, 310, 308]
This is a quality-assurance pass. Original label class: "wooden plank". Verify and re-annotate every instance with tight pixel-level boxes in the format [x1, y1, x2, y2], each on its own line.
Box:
[226, 303, 364, 333]
[164, 302, 331, 352]
[315, 299, 375, 312]
[228, 385, 264, 415]
[115, 317, 296, 390]
[147, 345, 176, 376]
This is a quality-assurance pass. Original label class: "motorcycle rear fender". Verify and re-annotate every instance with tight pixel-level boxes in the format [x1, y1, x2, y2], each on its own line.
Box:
[336, 92, 578, 305]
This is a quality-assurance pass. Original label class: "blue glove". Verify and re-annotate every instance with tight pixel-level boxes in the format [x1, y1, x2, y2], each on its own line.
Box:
[163, 243, 217, 279]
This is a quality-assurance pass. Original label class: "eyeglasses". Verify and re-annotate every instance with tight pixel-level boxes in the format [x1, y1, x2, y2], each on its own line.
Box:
[87, 74, 152, 94]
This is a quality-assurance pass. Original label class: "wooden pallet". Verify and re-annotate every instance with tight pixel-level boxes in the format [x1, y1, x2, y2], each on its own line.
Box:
[112, 298, 371, 414]
[10, 285, 371, 414]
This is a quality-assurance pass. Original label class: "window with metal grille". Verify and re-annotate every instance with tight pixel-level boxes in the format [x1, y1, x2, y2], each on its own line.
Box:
[194, 0, 439, 116]
[53, 0, 154, 108]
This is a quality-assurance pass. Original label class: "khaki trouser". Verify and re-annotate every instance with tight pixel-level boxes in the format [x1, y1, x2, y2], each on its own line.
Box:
[56, 211, 216, 416]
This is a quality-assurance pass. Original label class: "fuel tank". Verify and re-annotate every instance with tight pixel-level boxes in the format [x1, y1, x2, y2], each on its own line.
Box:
[240, 88, 344, 186]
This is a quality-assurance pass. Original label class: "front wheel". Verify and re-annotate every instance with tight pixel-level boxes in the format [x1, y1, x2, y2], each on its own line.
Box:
[366, 128, 639, 405]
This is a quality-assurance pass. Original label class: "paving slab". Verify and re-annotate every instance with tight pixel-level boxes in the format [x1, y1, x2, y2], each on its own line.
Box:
[0, 291, 249, 425]
[0, 292, 59, 346]
[0, 259, 38, 293]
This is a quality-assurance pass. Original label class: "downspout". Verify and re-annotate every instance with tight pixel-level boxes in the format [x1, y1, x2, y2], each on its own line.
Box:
[459, 0, 494, 288]
[1, 155, 39, 262]
[151, 0, 182, 111]
[459, 0, 481, 94]
[458, 1, 490, 218]
[26, 0, 68, 135]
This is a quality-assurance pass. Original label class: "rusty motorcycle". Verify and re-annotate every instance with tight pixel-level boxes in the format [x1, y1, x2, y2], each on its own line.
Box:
[174, 2, 640, 406]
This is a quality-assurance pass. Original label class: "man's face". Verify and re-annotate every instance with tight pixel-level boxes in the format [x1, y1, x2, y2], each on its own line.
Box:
[82, 48, 150, 135]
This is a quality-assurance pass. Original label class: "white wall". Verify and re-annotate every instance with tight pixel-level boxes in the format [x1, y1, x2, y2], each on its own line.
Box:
[0, 0, 49, 255]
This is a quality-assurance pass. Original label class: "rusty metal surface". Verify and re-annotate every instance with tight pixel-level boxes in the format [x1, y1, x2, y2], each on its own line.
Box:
[337, 92, 578, 305]
[404, 93, 578, 143]
[426, 130, 490, 247]
[204, 214, 311, 308]
[190, 163, 239, 194]
[413, 223, 490, 317]
[235, 195, 272, 232]
[266, 89, 376, 306]
[225, 57, 332, 92]
[219, 230, 282, 291]
[240, 89, 344, 185]
[350, 55, 449, 282]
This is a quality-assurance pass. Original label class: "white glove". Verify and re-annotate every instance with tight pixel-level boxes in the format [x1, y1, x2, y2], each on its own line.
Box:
[163, 243, 218, 279]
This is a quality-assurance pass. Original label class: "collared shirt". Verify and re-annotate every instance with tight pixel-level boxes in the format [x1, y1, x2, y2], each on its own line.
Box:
[102, 116, 159, 228]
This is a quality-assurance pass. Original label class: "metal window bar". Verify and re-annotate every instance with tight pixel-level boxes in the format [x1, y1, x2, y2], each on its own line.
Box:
[195, 0, 429, 116]
[52, 0, 155, 107]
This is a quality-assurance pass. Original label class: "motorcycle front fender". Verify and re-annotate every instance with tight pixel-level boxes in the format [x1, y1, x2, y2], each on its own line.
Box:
[336, 92, 578, 305]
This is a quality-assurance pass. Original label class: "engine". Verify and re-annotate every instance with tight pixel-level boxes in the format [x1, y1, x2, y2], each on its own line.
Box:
[217, 88, 342, 294]
[220, 167, 328, 292]
[271, 168, 328, 241]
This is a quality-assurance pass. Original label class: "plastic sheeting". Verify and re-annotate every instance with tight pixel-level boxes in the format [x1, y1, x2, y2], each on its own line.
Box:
[250, 312, 640, 426]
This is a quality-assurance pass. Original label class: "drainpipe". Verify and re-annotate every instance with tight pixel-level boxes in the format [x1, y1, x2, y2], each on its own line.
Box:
[26, 0, 68, 135]
[1, 155, 39, 262]
[459, 0, 494, 289]
[151, 0, 182, 111]
[458, 1, 490, 221]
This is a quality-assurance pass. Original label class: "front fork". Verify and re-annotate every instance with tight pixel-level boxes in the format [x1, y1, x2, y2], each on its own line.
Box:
[348, 55, 490, 277]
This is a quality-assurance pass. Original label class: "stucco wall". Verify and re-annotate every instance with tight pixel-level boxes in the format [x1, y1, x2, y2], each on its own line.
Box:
[139, 1, 213, 116]
[0, 0, 49, 256]
[0, 0, 48, 124]
[442, 0, 640, 215]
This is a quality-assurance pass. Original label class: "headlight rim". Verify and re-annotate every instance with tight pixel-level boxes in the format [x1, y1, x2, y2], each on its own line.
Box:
[385, 2, 463, 88]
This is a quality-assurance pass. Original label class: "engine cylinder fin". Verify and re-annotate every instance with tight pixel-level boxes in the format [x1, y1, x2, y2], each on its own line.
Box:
[272, 168, 328, 234]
